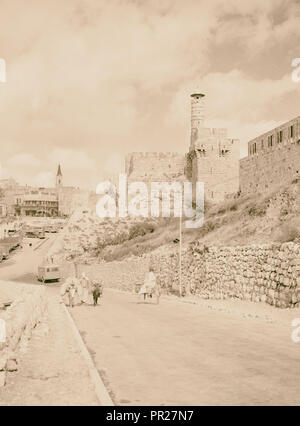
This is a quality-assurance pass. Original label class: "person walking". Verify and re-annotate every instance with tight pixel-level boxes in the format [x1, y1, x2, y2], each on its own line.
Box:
[81, 272, 90, 304]
[140, 266, 157, 302]
[69, 283, 76, 308]
[92, 283, 102, 306]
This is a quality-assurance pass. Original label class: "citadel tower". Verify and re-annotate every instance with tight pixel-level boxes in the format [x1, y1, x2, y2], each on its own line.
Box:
[186, 93, 240, 202]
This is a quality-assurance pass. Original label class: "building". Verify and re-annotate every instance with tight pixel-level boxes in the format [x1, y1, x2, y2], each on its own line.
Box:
[240, 116, 300, 196]
[14, 188, 59, 216]
[0, 178, 20, 216]
[0, 178, 18, 190]
[0, 203, 7, 217]
[0, 165, 91, 218]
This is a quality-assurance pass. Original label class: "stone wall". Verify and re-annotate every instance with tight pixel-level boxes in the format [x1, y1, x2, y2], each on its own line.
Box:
[0, 282, 47, 386]
[125, 152, 185, 182]
[151, 242, 300, 309]
[187, 126, 240, 202]
[70, 242, 300, 310]
[71, 258, 150, 293]
[240, 117, 300, 196]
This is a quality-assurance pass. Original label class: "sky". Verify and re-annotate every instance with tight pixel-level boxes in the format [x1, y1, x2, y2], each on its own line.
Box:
[0, 0, 299, 189]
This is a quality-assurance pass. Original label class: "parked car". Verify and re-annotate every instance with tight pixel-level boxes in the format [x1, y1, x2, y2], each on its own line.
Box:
[26, 230, 45, 239]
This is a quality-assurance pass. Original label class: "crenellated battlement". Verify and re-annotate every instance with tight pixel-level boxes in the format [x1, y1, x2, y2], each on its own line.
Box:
[126, 152, 184, 159]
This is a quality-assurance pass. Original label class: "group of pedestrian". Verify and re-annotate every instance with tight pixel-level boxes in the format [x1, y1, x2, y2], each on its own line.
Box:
[60, 272, 103, 307]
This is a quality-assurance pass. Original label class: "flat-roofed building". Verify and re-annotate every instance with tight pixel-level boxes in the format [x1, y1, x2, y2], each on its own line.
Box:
[14, 188, 58, 217]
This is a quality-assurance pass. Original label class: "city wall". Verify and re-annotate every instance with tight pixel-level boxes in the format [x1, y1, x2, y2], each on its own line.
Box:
[125, 152, 185, 182]
[240, 141, 300, 196]
[240, 116, 300, 196]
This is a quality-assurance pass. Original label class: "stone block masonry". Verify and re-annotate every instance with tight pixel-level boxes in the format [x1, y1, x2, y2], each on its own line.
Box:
[240, 116, 300, 196]
[151, 242, 300, 309]
[72, 258, 150, 293]
[125, 152, 186, 183]
[73, 242, 300, 310]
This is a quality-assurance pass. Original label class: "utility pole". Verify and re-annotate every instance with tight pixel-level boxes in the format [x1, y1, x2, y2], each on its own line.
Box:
[179, 209, 182, 297]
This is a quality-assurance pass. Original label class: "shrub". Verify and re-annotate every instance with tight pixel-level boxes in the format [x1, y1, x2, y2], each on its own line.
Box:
[128, 222, 155, 240]
[276, 225, 300, 242]
[247, 203, 267, 216]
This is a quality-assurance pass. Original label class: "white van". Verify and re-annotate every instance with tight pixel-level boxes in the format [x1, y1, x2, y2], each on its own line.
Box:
[37, 265, 60, 283]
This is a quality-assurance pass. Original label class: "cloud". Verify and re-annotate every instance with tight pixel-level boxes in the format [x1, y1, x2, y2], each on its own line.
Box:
[49, 148, 99, 188]
[166, 69, 300, 156]
[32, 171, 54, 187]
[0, 0, 299, 188]
[7, 153, 41, 169]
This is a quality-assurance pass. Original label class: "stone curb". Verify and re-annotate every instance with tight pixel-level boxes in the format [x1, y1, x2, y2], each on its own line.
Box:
[61, 302, 114, 406]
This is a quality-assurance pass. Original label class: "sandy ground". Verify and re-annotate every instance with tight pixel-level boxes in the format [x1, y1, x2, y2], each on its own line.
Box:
[70, 289, 300, 406]
[0, 234, 99, 406]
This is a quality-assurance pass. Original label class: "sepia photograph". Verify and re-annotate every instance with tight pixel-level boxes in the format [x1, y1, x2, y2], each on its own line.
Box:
[0, 0, 300, 412]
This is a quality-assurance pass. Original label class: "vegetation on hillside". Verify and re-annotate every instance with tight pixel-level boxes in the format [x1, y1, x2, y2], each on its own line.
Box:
[57, 178, 299, 263]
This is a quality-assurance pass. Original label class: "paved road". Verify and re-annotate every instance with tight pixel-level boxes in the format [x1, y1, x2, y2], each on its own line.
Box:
[0, 235, 99, 405]
[0, 235, 57, 285]
[71, 289, 300, 406]
[2, 236, 300, 406]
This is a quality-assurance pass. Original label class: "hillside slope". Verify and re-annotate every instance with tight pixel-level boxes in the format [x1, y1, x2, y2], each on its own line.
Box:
[50, 178, 300, 264]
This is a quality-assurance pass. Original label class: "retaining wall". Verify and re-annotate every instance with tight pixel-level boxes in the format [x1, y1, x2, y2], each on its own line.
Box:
[63, 243, 300, 310]
[151, 242, 300, 308]
[0, 282, 47, 386]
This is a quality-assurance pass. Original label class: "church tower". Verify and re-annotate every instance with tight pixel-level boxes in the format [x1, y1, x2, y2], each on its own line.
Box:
[56, 164, 63, 188]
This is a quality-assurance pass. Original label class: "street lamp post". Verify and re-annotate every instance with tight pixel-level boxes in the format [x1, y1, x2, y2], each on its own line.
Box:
[179, 209, 182, 297]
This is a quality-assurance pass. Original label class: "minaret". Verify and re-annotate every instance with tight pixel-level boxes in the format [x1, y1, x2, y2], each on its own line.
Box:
[191, 93, 205, 128]
[190, 93, 205, 150]
[56, 164, 63, 188]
